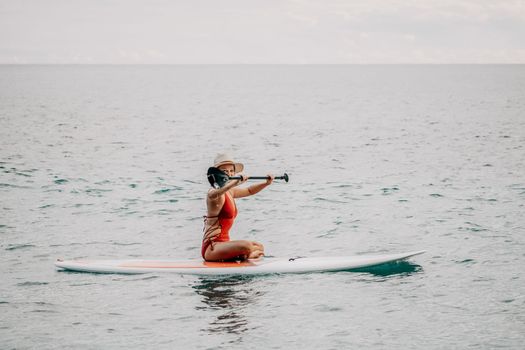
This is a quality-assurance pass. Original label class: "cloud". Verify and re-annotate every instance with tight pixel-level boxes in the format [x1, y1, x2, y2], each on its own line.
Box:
[0, 0, 524, 63]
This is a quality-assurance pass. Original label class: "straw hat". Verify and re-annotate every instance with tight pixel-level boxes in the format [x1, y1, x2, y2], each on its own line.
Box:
[213, 153, 244, 173]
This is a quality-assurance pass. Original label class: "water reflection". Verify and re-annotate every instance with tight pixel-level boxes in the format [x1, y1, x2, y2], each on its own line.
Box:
[349, 261, 422, 276]
[192, 276, 262, 335]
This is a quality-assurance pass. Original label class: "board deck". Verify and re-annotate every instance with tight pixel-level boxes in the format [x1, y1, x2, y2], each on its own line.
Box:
[55, 250, 425, 275]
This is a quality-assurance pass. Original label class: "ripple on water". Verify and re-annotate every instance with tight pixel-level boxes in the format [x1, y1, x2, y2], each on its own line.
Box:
[314, 304, 344, 312]
[1, 166, 37, 176]
[31, 309, 58, 313]
[153, 199, 179, 203]
[153, 188, 181, 194]
[5, 243, 36, 251]
[16, 281, 49, 287]
[0, 183, 31, 189]
[110, 241, 142, 246]
[459, 222, 489, 232]
[381, 186, 400, 195]
[509, 184, 525, 195]
[85, 188, 113, 196]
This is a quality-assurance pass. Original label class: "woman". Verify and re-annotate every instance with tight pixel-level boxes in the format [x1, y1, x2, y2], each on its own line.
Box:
[202, 153, 274, 262]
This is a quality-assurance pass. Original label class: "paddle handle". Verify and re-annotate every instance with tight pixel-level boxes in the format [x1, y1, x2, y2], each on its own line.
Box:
[229, 173, 289, 182]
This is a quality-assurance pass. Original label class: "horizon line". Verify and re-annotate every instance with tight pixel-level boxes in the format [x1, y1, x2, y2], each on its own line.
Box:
[1, 62, 524, 65]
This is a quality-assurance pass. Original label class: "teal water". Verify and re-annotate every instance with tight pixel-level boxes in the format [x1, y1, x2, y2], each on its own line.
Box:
[1, 65, 524, 349]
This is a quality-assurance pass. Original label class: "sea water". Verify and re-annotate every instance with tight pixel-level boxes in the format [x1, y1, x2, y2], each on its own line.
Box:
[1, 65, 524, 349]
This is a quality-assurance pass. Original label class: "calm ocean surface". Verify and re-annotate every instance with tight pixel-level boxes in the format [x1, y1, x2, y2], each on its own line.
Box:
[1, 65, 524, 349]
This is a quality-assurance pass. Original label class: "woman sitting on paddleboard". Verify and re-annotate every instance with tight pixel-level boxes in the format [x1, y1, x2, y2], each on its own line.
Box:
[202, 153, 274, 261]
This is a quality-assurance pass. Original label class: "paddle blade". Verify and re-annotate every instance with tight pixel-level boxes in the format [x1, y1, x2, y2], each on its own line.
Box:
[207, 167, 230, 188]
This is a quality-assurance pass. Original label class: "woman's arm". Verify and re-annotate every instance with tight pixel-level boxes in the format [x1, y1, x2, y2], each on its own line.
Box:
[233, 175, 274, 198]
[207, 176, 247, 200]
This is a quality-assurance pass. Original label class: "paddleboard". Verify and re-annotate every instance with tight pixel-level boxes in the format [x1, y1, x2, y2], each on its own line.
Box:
[55, 250, 425, 275]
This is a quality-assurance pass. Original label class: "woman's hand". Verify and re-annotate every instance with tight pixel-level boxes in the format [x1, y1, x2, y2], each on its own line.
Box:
[266, 174, 274, 185]
[234, 174, 249, 186]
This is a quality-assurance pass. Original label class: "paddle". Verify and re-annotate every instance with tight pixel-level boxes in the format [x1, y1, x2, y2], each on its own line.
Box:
[207, 167, 289, 188]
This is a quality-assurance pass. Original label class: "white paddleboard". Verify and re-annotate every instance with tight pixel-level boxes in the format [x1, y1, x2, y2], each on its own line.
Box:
[55, 250, 425, 275]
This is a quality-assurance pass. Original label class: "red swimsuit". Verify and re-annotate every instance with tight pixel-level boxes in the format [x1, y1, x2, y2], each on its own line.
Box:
[201, 192, 237, 259]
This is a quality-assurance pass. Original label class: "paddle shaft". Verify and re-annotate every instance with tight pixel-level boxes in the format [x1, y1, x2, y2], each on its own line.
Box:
[229, 173, 289, 182]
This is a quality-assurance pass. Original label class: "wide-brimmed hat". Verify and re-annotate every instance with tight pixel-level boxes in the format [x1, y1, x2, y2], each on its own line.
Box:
[213, 153, 244, 173]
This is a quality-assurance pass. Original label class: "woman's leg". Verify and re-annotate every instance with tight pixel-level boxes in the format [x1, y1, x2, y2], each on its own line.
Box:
[204, 240, 255, 261]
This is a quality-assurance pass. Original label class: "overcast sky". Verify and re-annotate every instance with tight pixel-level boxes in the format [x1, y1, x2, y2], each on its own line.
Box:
[1, 0, 524, 64]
